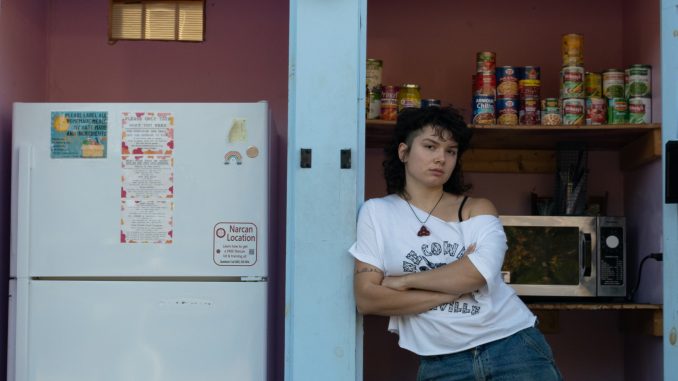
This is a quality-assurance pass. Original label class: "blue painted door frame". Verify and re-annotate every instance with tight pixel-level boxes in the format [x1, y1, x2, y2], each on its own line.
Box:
[662, 1, 678, 378]
[285, 0, 367, 380]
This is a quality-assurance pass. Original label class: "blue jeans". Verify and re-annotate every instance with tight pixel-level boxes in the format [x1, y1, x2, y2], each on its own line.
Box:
[417, 327, 563, 381]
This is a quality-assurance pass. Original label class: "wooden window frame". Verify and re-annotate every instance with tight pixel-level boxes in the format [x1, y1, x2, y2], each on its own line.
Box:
[108, 0, 206, 43]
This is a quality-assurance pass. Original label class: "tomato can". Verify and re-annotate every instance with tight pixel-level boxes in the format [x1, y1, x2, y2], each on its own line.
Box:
[519, 98, 540, 125]
[628, 97, 652, 124]
[366, 59, 383, 92]
[625, 64, 652, 98]
[603, 69, 625, 99]
[496, 66, 519, 98]
[472, 95, 496, 125]
[474, 73, 496, 97]
[519, 66, 541, 80]
[541, 98, 562, 125]
[562, 98, 585, 125]
[586, 97, 607, 125]
[476, 51, 496, 73]
[585, 72, 602, 97]
[560, 66, 585, 99]
[607, 98, 628, 124]
[380, 85, 399, 121]
[397, 84, 421, 111]
[496, 98, 519, 125]
[562, 33, 584, 66]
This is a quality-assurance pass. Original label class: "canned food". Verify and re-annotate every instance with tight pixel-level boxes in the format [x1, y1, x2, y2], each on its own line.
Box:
[367, 87, 381, 120]
[474, 73, 497, 97]
[476, 51, 496, 73]
[366, 59, 383, 92]
[562, 98, 585, 125]
[562, 33, 584, 66]
[541, 98, 561, 125]
[560, 66, 585, 99]
[628, 97, 652, 124]
[519, 98, 540, 125]
[585, 72, 602, 97]
[496, 98, 519, 125]
[586, 97, 607, 125]
[519, 66, 541, 80]
[607, 98, 628, 124]
[421, 99, 441, 108]
[397, 84, 422, 111]
[625, 64, 652, 98]
[603, 69, 625, 99]
[380, 85, 399, 121]
[519, 79, 540, 99]
[496, 66, 519, 98]
[472, 95, 496, 125]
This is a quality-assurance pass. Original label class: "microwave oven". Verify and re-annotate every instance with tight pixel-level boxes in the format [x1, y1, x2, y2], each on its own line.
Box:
[499, 215, 626, 299]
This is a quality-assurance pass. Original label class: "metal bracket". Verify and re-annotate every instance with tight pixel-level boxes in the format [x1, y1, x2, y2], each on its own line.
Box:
[340, 149, 351, 169]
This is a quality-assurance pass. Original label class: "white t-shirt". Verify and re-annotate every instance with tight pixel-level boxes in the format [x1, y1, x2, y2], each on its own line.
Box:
[349, 194, 536, 356]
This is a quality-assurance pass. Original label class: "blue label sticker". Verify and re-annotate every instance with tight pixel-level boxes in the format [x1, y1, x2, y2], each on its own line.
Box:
[50, 111, 108, 158]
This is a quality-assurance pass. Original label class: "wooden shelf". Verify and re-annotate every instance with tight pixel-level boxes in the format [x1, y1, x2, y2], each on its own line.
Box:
[525, 303, 663, 336]
[366, 121, 661, 172]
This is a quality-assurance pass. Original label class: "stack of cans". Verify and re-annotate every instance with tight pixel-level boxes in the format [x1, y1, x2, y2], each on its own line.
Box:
[496, 66, 519, 125]
[560, 34, 586, 125]
[603, 68, 626, 124]
[472, 51, 497, 125]
[626, 64, 652, 124]
[366, 59, 383, 120]
[519, 66, 541, 125]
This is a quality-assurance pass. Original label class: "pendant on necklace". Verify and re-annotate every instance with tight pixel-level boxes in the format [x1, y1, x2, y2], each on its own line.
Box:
[417, 225, 430, 237]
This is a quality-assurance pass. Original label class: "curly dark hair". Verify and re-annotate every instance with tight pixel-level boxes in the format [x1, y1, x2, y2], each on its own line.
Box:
[383, 106, 473, 195]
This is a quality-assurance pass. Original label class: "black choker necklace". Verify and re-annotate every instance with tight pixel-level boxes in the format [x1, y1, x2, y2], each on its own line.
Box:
[405, 192, 445, 237]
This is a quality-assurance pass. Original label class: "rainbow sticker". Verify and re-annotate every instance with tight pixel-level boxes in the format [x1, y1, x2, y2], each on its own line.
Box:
[224, 151, 243, 165]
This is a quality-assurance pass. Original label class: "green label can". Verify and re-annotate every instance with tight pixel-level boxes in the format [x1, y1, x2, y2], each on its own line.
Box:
[585, 72, 602, 97]
[603, 69, 625, 99]
[562, 98, 585, 125]
[607, 98, 628, 124]
[366, 59, 383, 92]
[625, 64, 652, 98]
[628, 97, 652, 124]
[560, 66, 585, 99]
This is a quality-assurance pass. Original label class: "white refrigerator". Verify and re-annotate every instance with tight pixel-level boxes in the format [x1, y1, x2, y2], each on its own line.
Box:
[9, 103, 271, 381]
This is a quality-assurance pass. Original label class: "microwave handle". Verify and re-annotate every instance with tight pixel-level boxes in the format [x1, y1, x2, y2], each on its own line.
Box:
[581, 233, 592, 277]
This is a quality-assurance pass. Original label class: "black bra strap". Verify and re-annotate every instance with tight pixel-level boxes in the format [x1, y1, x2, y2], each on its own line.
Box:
[458, 196, 469, 222]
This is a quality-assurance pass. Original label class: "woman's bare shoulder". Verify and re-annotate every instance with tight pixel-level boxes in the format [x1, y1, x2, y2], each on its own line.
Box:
[465, 196, 498, 218]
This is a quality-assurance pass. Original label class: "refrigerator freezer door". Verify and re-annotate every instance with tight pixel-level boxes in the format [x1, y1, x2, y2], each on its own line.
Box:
[18, 280, 267, 381]
[12, 103, 269, 278]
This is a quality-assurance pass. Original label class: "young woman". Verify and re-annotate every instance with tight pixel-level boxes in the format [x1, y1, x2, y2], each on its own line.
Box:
[349, 106, 563, 381]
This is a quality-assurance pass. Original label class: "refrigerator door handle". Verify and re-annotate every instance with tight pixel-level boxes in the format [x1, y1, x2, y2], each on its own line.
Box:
[16, 145, 32, 278]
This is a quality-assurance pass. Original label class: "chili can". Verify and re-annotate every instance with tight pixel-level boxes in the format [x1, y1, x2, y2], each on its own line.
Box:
[496, 66, 519, 98]
[625, 64, 652, 98]
[366, 59, 383, 92]
[476, 51, 496, 73]
[397, 84, 421, 111]
[562, 98, 585, 125]
[472, 95, 496, 125]
[541, 98, 561, 125]
[628, 97, 652, 124]
[585, 72, 602, 97]
[603, 69, 625, 99]
[519, 98, 540, 125]
[562, 33, 584, 66]
[519, 79, 540, 99]
[560, 66, 585, 99]
[496, 98, 519, 125]
[586, 97, 607, 125]
[380, 85, 399, 121]
[607, 98, 628, 124]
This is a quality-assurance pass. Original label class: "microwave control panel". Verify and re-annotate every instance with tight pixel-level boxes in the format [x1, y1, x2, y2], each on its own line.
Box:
[599, 226, 624, 286]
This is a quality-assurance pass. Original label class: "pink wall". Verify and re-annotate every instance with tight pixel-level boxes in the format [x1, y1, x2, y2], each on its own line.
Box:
[364, 0, 661, 380]
[0, 0, 49, 379]
[1, 1, 289, 379]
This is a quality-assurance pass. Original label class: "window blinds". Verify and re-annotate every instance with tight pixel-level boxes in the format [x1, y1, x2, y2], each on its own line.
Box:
[110, 1, 204, 42]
